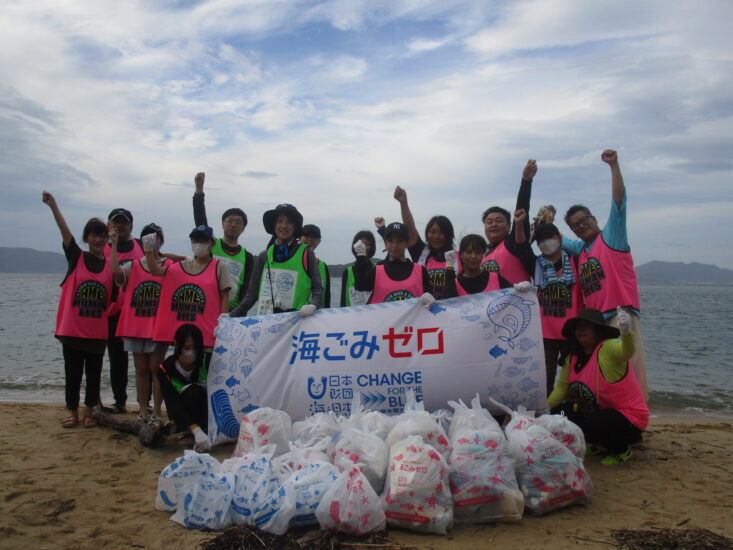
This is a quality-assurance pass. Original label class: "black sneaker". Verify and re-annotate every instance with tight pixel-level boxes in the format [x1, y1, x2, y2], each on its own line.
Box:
[108, 403, 127, 414]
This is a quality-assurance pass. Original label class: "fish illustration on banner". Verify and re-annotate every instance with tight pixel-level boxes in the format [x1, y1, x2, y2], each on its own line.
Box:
[208, 289, 546, 445]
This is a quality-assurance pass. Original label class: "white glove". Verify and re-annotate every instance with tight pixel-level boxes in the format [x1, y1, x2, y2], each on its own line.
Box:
[352, 240, 367, 256]
[616, 307, 631, 334]
[142, 233, 158, 253]
[444, 250, 457, 270]
[192, 427, 211, 452]
[420, 292, 436, 308]
[513, 281, 534, 293]
[299, 304, 317, 317]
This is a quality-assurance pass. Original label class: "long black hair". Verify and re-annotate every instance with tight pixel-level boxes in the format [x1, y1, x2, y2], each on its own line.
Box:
[425, 215, 455, 252]
[173, 324, 204, 368]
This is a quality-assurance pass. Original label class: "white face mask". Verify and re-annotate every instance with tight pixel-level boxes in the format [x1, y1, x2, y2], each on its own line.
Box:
[538, 238, 561, 256]
[191, 242, 210, 258]
[179, 348, 196, 367]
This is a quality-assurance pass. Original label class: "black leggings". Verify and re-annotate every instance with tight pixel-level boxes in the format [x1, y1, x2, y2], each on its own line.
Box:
[107, 314, 129, 407]
[552, 403, 642, 454]
[62, 344, 103, 411]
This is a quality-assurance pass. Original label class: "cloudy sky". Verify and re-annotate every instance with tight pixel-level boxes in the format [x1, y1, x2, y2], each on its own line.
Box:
[2, 0, 732, 268]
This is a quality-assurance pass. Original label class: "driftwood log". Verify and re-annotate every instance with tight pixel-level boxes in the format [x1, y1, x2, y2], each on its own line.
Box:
[92, 409, 176, 447]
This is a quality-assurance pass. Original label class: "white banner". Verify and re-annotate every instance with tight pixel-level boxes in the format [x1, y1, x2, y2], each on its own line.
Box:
[208, 289, 546, 445]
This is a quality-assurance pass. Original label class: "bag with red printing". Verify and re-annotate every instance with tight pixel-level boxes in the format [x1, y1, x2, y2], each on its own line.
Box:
[534, 413, 586, 458]
[382, 435, 453, 534]
[232, 407, 292, 458]
[315, 466, 386, 535]
[385, 391, 451, 460]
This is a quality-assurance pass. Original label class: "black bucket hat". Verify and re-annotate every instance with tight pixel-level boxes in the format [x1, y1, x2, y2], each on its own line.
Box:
[562, 308, 620, 342]
[262, 204, 303, 237]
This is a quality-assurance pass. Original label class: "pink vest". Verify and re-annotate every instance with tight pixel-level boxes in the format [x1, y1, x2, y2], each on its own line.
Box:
[116, 258, 172, 340]
[455, 272, 500, 296]
[537, 262, 583, 340]
[55, 254, 113, 340]
[152, 259, 221, 348]
[578, 235, 640, 314]
[567, 343, 648, 430]
[369, 263, 424, 304]
[480, 240, 528, 284]
[105, 240, 145, 317]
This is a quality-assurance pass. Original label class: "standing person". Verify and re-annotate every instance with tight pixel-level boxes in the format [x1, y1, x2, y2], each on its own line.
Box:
[341, 230, 376, 307]
[158, 324, 211, 452]
[443, 234, 513, 297]
[352, 222, 431, 304]
[481, 159, 537, 283]
[110, 223, 171, 423]
[150, 225, 232, 351]
[192, 172, 254, 311]
[533, 222, 583, 395]
[392, 187, 455, 300]
[562, 149, 647, 398]
[547, 308, 648, 464]
[104, 208, 144, 414]
[300, 224, 330, 308]
[42, 191, 112, 429]
[229, 204, 322, 317]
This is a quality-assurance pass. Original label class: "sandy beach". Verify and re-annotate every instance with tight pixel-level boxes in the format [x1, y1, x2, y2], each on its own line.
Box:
[0, 403, 731, 550]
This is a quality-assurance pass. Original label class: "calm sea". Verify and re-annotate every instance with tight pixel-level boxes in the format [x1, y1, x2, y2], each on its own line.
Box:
[1, 274, 731, 417]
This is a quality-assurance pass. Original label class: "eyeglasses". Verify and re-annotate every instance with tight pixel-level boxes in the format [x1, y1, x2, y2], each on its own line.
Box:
[570, 215, 594, 231]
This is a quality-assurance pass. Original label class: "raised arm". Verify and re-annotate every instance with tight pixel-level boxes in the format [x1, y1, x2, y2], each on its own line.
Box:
[192, 171, 209, 227]
[393, 186, 419, 248]
[41, 191, 73, 247]
[513, 159, 536, 236]
[108, 229, 126, 285]
[601, 149, 625, 208]
[513, 208, 527, 244]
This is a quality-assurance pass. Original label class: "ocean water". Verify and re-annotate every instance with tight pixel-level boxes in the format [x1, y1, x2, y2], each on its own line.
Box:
[1, 274, 731, 416]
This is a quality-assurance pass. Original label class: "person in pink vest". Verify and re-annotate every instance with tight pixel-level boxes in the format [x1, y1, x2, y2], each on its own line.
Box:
[532, 222, 583, 395]
[149, 225, 233, 355]
[562, 149, 647, 399]
[352, 222, 432, 304]
[480, 159, 537, 284]
[547, 308, 648, 465]
[110, 223, 173, 424]
[42, 191, 112, 429]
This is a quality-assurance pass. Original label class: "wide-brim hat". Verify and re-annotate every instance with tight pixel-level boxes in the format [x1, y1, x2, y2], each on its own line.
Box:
[561, 308, 620, 341]
[263, 204, 303, 237]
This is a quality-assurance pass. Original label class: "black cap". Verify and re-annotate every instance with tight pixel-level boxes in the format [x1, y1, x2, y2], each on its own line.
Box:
[189, 225, 215, 241]
[301, 224, 321, 239]
[534, 222, 560, 241]
[108, 208, 133, 223]
[383, 222, 408, 240]
[561, 308, 620, 342]
[262, 204, 304, 237]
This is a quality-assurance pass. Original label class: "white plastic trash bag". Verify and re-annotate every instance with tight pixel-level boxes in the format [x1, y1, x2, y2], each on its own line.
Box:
[447, 394, 501, 441]
[171, 471, 235, 530]
[332, 426, 389, 494]
[232, 407, 292, 458]
[315, 466, 386, 535]
[292, 412, 340, 446]
[224, 447, 277, 526]
[534, 413, 586, 458]
[382, 435, 453, 534]
[156, 450, 220, 512]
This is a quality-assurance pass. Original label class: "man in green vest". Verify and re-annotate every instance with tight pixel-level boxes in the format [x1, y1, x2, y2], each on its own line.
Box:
[192, 172, 254, 309]
[300, 224, 330, 308]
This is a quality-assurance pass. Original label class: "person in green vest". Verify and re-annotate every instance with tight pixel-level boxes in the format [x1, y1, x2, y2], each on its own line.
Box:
[229, 203, 323, 317]
[340, 230, 376, 307]
[300, 224, 330, 308]
[157, 324, 210, 452]
[192, 172, 254, 310]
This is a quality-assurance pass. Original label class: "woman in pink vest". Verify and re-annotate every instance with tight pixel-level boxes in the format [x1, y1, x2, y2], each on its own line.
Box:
[443, 234, 513, 297]
[42, 191, 112, 429]
[110, 223, 173, 424]
[547, 308, 648, 465]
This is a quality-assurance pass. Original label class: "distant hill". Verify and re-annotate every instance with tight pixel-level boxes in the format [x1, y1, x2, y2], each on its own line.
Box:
[636, 260, 733, 285]
[0, 247, 66, 273]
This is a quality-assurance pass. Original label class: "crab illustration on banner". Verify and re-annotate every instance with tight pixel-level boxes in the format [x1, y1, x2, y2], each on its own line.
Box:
[208, 289, 546, 445]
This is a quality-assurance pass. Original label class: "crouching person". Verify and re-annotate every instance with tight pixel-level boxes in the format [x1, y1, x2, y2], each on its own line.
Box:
[158, 324, 210, 452]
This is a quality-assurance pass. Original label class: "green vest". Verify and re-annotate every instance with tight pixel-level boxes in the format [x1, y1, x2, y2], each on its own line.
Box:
[211, 238, 247, 309]
[343, 265, 371, 307]
[318, 259, 328, 308]
[257, 243, 312, 314]
[170, 361, 208, 394]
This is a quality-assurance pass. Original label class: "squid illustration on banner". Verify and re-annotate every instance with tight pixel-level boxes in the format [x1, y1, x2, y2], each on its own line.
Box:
[208, 288, 546, 445]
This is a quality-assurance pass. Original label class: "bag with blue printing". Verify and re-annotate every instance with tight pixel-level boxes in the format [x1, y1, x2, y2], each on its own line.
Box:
[224, 446, 277, 526]
[155, 450, 220, 512]
[170, 470, 235, 530]
[261, 461, 340, 535]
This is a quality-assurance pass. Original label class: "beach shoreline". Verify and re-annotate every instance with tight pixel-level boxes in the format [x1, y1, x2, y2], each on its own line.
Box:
[1, 402, 731, 550]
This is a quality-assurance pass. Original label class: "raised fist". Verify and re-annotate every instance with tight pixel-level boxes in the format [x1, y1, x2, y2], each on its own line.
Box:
[601, 150, 618, 165]
[522, 159, 538, 180]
